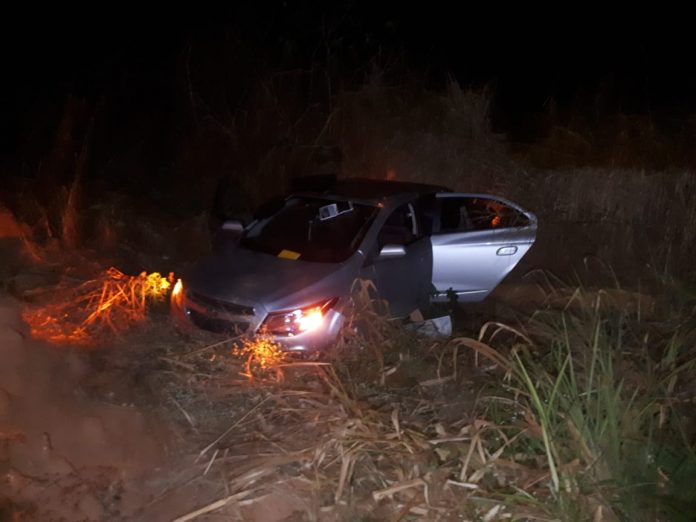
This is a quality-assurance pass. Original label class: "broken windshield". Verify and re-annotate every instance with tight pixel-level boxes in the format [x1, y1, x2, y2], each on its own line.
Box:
[240, 197, 379, 263]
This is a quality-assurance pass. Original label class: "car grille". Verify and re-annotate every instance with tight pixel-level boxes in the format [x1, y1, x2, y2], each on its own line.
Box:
[187, 309, 251, 335]
[187, 291, 255, 316]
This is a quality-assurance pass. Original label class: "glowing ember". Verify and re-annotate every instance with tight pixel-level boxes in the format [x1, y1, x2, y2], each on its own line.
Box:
[23, 268, 173, 345]
[233, 332, 286, 378]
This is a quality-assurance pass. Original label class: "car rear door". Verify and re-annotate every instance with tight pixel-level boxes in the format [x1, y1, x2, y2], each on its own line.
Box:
[430, 194, 537, 302]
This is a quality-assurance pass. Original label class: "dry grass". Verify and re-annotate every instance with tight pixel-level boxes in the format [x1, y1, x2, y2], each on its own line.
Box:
[336, 82, 514, 191]
[153, 272, 696, 522]
[165, 342, 563, 521]
[156, 283, 535, 520]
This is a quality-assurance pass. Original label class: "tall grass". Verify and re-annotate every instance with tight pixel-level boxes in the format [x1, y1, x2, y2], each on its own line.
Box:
[494, 277, 696, 520]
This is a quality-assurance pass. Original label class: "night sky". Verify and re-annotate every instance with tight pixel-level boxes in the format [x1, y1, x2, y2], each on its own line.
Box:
[2, 4, 694, 161]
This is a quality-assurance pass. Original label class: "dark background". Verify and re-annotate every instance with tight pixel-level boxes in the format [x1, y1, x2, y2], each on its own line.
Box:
[0, 0, 696, 198]
[2, 4, 694, 155]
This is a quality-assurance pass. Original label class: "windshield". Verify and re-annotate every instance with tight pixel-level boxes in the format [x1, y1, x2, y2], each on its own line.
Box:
[240, 197, 379, 263]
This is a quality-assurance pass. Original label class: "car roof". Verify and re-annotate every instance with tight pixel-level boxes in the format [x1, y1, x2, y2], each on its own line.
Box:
[291, 176, 451, 203]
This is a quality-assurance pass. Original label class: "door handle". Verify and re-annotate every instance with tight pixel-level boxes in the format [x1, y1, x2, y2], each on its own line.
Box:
[496, 246, 518, 256]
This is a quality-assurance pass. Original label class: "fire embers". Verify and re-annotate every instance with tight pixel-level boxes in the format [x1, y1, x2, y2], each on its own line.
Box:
[232, 332, 287, 379]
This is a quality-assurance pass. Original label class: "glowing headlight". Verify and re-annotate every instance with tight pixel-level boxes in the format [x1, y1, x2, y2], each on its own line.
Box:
[262, 298, 337, 336]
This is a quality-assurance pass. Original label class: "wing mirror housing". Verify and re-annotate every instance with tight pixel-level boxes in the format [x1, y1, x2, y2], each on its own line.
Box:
[213, 219, 245, 254]
[378, 244, 406, 259]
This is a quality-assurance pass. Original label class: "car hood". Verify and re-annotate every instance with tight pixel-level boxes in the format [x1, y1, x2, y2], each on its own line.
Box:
[183, 246, 355, 311]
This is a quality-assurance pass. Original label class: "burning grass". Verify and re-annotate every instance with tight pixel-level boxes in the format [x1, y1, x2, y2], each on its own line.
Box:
[232, 332, 288, 379]
[22, 267, 173, 345]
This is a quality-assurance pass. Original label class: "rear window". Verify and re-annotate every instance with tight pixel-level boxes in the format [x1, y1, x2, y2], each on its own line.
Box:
[240, 197, 378, 263]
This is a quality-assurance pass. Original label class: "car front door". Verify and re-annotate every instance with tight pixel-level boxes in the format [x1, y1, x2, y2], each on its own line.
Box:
[430, 194, 537, 303]
[361, 201, 433, 317]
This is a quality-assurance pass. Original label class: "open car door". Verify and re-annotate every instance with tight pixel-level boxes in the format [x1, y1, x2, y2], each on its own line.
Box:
[361, 201, 432, 317]
[430, 194, 537, 303]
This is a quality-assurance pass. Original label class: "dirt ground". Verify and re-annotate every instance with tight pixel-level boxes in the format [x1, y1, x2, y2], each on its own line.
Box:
[0, 297, 158, 520]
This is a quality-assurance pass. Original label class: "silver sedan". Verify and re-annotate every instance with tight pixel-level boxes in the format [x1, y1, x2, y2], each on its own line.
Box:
[171, 178, 537, 352]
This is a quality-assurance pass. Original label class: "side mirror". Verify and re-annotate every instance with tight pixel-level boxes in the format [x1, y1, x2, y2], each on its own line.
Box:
[213, 219, 244, 254]
[378, 244, 406, 259]
[221, 220, 244, 234]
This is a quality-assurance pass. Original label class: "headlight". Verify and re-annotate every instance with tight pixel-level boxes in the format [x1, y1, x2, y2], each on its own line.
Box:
[262, 298, 338, 336]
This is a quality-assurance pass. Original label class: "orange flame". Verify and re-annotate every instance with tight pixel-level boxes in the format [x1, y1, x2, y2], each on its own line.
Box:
[22, 268, 173, 345]
[172, 279, 183, 298]
[233, 332, 286, 378]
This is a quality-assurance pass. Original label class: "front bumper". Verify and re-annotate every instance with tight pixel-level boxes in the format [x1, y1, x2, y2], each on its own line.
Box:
[170, 288, 344, 352]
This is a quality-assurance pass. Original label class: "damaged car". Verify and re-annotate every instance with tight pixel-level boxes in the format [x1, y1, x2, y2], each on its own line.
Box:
[171, 178, 537, 352]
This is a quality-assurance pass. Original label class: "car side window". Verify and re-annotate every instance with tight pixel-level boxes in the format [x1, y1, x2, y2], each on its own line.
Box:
[378, 203, 418, 249]
[439, 197, 529, 232]
[412, 194, 436, 236]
